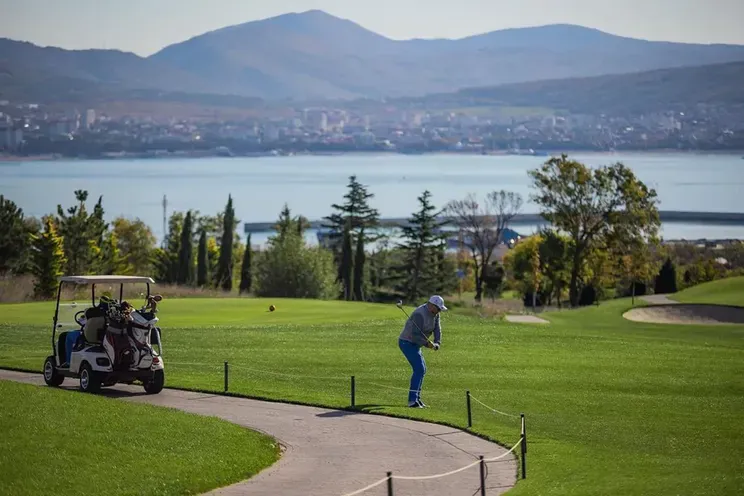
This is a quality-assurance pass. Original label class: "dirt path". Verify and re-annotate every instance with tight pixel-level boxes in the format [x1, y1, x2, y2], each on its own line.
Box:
[0, 369, 518, 496]
[640, 294, 679, 305]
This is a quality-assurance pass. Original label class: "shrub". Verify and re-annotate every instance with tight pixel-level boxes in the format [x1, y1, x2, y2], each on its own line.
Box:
[578, 284, 597, 306]
[254, 230, 338, 299]
[654, 258, 678, 294]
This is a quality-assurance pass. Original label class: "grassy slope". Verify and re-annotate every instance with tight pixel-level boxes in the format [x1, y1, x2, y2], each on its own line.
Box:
[672, 276, 744, 306]
[1, 297, 743, 495]
[0, 380, 279, 496]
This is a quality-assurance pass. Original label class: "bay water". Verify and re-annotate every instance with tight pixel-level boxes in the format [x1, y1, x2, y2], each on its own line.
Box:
[2, 152, 743, 246]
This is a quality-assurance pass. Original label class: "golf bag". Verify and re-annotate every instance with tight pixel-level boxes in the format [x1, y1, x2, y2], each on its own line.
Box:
[101, 301, 157, 371]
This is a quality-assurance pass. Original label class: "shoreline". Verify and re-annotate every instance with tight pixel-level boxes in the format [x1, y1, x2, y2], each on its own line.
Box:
[2, 149, 744, 162]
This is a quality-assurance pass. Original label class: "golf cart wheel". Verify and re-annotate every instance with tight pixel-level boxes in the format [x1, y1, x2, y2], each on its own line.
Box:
[79, 363, 101, 393]
[143, 369, 164, 395]
[43, 356, 64, 387]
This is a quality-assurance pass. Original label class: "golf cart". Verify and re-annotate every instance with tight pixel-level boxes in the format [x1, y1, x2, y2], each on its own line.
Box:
[43, 275, 165, 394]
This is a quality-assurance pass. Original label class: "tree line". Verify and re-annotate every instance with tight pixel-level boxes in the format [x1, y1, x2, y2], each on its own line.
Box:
[2, 154, 743, 306]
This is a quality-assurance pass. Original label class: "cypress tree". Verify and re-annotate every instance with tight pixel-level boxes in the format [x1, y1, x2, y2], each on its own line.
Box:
[353, 228, 366, 301]
[154, 212, 183, 284]
[239, 234, 253, 295]
[216, 195, 235, 291]
[340, 221, 353, 300]
[197, 229, 208, 287]
[654, 257, 678, 294]
[177, 211, 194, 285]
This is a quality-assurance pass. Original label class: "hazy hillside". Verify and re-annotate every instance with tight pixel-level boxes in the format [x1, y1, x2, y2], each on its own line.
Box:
[0, 38, 217, 102]
[150, 10, 744, 100]
[2, 10, 744, 102]
[411, 61, 744, 115]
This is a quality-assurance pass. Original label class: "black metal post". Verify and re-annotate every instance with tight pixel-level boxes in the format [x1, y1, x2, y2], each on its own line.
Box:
[520, 413, 527, 479]
[387, 471, 393, 496]
[351, 376, 356, 407]
[224, 361, 229, 393]
[521, 413, 527, 453]
[467, 390, 472, 428]
[479, 456, 486, 496]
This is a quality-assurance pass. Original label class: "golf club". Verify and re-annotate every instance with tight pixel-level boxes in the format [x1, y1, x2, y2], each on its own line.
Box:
[396, 300, 438, 349]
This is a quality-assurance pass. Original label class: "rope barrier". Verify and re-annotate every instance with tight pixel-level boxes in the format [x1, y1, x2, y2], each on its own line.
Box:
[392, 459, 481, 481]
[163, 360, 521, 420]
[228, 363, 349, 382]
[340, 437, 522, 495]
[364, 381, 455, 396]
[468, 393, 520, 419]
[167, 361, 348, 381]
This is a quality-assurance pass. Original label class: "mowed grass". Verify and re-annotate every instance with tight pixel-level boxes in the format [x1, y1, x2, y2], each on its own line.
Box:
[1, 296, 743, 495]
[673, 276, 744, 307]
[0, 380, 279, 496]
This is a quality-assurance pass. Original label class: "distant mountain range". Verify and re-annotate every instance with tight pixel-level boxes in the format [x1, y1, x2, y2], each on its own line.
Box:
[406, 61, 744, 115]
[2, 9, 744, 102]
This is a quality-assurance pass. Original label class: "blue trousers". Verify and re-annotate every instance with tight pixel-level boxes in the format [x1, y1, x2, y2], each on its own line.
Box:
[65, 330, 81, 364]
[399, 338, 426, 404]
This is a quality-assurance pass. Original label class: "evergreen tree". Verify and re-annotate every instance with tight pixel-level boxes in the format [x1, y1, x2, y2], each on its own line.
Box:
[239, 234, 253, 295]
[296, 215, 311, 237]
[177, 211, 194, 285]
[95, 230, 128, 275]
[275, 204, 294, 240]
[395, 191, 448, 302]
[340, 221, 353, 300]
[32, 218, 67, 299]
[197, 229, 209, 287]
[55, 190, 108, 275]
[0, 195, 33, 275]
[323, 175, 380, 296]
[154, 212, 183, 284]
[207, 237, 220, 284]
[353, 228, 366, 301]
[482, 262, 506, 301]
[434, 239, 459, 295]
[215, 195, 236, 291]
[654, 257, 678, 294]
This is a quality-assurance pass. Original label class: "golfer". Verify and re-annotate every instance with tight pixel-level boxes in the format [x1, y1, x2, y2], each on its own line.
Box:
[398, 295, 446, 408]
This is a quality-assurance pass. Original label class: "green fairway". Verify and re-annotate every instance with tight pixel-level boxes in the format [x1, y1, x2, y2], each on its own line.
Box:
[1, 297, 743, 495]
[0, 380, 279, 496]
[672, 276, 744, 306]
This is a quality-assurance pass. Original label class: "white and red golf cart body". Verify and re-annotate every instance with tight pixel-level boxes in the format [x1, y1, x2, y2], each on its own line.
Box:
[43, 275, 165, 394]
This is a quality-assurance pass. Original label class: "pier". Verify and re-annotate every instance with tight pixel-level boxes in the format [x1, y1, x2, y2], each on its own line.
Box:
[243, 211, 744, 233]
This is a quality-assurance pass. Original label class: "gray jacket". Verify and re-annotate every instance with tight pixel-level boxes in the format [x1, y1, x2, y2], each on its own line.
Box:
[399, 304, 441, 347]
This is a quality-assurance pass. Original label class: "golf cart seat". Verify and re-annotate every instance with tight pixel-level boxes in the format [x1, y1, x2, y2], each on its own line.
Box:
[83, 307, 107, 344]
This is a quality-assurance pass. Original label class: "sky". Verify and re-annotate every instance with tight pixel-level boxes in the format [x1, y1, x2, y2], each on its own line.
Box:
[2, 0, 744, 56]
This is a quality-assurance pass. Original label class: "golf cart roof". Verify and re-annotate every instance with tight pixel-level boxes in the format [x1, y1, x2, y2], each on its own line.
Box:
[60, 275, 155, 285]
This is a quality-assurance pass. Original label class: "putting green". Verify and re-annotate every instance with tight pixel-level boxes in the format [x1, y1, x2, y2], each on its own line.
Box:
[1, 296, 743, 495]
[672, 276, 744, 307]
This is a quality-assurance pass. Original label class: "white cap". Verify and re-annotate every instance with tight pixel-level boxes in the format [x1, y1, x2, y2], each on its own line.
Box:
[428, 295, 447, 311]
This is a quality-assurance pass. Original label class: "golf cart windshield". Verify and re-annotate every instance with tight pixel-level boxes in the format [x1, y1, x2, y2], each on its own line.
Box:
[58, 275, 155, 304]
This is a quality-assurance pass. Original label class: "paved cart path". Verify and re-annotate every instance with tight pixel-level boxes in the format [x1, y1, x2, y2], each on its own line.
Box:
[0, 369, 518, 496]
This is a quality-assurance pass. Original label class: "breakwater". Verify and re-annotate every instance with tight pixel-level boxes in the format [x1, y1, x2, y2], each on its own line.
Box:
[243, 211, 744, 233]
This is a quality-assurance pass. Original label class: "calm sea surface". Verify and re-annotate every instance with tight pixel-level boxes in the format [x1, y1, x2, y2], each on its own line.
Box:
[2, 152, 743, 245]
